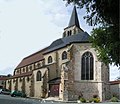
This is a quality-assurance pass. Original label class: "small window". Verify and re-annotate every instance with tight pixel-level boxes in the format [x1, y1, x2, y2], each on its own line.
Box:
[67, 31, 69, 36]
[27, 77, 29, 82]
[36, 71, 42, 81]
[37, 63, 41, 68]
[29, 66, 32, 70]
[48, 56, 53, 63]
[23, 68, 25, 72]
[69, 30, 72, 35]
[19, 78, 22, 82]
[62, 51, 67, 60]
[26, 68, 28, 72]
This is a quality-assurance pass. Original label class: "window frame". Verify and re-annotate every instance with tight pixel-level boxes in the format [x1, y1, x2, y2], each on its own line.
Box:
[36, 71, 42, 81]
[62, 51, 67, 60]
[48, 56, 53, 64]
[81, 51, 94, 80]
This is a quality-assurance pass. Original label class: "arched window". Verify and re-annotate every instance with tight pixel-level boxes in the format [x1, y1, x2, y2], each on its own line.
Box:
[62, 51, 67, 60]
[67, 31, 69, 36]
[81, 52, 94, 80]
[37, 63, 41, 68]
[36, 71, 42, 81]
[48, 56, 53, 63]
[69, 30, 72, 35]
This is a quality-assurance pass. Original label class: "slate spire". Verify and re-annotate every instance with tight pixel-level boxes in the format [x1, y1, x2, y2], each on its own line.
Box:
[68, 6, 80, 28]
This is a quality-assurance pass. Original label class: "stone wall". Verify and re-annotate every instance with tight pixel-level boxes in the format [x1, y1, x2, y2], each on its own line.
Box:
[33, 68, 48, 98]
[74, 81, 99, 100]
[110, 84, 120, 99]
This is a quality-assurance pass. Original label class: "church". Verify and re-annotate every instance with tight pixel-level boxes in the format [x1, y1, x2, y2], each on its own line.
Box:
[5, 6, 110, 101]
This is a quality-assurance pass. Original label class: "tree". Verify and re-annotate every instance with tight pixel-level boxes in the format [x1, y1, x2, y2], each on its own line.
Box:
[64, 0, 119, 66]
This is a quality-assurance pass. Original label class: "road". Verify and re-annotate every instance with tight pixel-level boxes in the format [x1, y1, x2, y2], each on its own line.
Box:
[0, 94, 54, 104]
[0, 94, 120, 104]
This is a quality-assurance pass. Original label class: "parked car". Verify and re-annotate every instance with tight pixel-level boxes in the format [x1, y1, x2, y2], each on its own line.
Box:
[0, 89, 2, 94]
[11, 90, 26, 97]
[0, 88, 11, 95]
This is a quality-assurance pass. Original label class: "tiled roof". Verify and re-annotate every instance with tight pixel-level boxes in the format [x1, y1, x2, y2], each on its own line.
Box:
[44, 32, 90, 54]
[0, 77, 8, 80]
[16, 47, 48, 69]
[110, 80, 120, 85]
[7, 71, 32, 79]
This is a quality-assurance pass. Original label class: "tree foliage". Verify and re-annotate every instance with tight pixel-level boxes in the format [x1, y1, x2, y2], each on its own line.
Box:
[64, 0, 119, 66]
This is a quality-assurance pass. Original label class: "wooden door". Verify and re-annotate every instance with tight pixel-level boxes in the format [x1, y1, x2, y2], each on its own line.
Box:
[49, 84, 59, 97]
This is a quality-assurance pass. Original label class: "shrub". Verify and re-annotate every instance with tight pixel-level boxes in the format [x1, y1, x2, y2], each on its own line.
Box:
[80, 97, 86, 103]
[93, 98, 100, 103]
[89, 97, 100, 103]
[110, 97, 118, 102]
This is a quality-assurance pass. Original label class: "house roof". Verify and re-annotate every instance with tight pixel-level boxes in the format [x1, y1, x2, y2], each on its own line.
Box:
[110, 80, 120, 85]
[0, 77, 8, 80]
[44, 32, 90, 54]
[7, 71, 32, 79]
[16, 47, 48, 69]
[68, 6, 80, 28]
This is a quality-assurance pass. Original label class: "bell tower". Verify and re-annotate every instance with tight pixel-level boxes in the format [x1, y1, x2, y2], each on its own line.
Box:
[63, 6, 83, 38]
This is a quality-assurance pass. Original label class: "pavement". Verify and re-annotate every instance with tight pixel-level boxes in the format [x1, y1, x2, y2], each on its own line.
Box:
[0, 94, 120, 104]
[30, 96, 120, 104]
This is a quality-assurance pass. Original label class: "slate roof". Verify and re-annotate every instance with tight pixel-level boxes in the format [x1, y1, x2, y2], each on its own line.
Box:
[44, 32, 90, 54]
[48, 77, 61, 84]
[68, 6, 80, 28]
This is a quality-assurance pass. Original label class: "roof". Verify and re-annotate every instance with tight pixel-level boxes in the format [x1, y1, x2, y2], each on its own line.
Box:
[48, 77, 61, 84]
[68, 6, 80, 28]
[110, 80, 120, 85]
[16, 47, 48, 69]
[7, 71, 32, 79]
[44, 32, 90, 54]
[0, 77, 8, 80]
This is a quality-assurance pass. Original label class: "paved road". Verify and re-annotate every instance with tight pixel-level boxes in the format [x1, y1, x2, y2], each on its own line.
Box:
[0, 94, 120, 104]
[0, 94, 53, 104]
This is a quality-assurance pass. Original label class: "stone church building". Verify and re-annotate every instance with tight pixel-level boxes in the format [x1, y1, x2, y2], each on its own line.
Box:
[6, 7, 110, 101]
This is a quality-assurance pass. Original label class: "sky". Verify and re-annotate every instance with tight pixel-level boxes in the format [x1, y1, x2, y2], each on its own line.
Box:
[0, 0, 119, 81]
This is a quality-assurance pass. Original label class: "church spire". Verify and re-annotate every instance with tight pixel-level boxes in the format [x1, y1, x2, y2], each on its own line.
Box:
[68, 6, 80, 28]
[63, 6, 83, 38]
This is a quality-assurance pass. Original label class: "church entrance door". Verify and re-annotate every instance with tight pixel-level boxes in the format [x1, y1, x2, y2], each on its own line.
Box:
[49, 84, 59, 97]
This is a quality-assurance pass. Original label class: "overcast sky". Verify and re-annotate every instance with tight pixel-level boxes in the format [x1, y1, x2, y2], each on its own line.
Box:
[0, 0, 119, 81]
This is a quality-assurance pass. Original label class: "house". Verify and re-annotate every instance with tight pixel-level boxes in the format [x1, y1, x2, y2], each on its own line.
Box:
[0, 75, 8, 89]
[5, 6, 110, 101]
[110, 80, 120, 99]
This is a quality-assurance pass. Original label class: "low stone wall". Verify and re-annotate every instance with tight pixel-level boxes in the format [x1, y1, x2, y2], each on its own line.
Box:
[74, 81, 99, 100]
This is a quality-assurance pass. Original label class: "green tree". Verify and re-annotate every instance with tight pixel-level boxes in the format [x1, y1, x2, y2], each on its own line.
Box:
[64, 0, 119, 66]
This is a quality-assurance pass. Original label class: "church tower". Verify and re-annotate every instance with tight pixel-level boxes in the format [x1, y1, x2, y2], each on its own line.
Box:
[63, 6, 83, 38]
